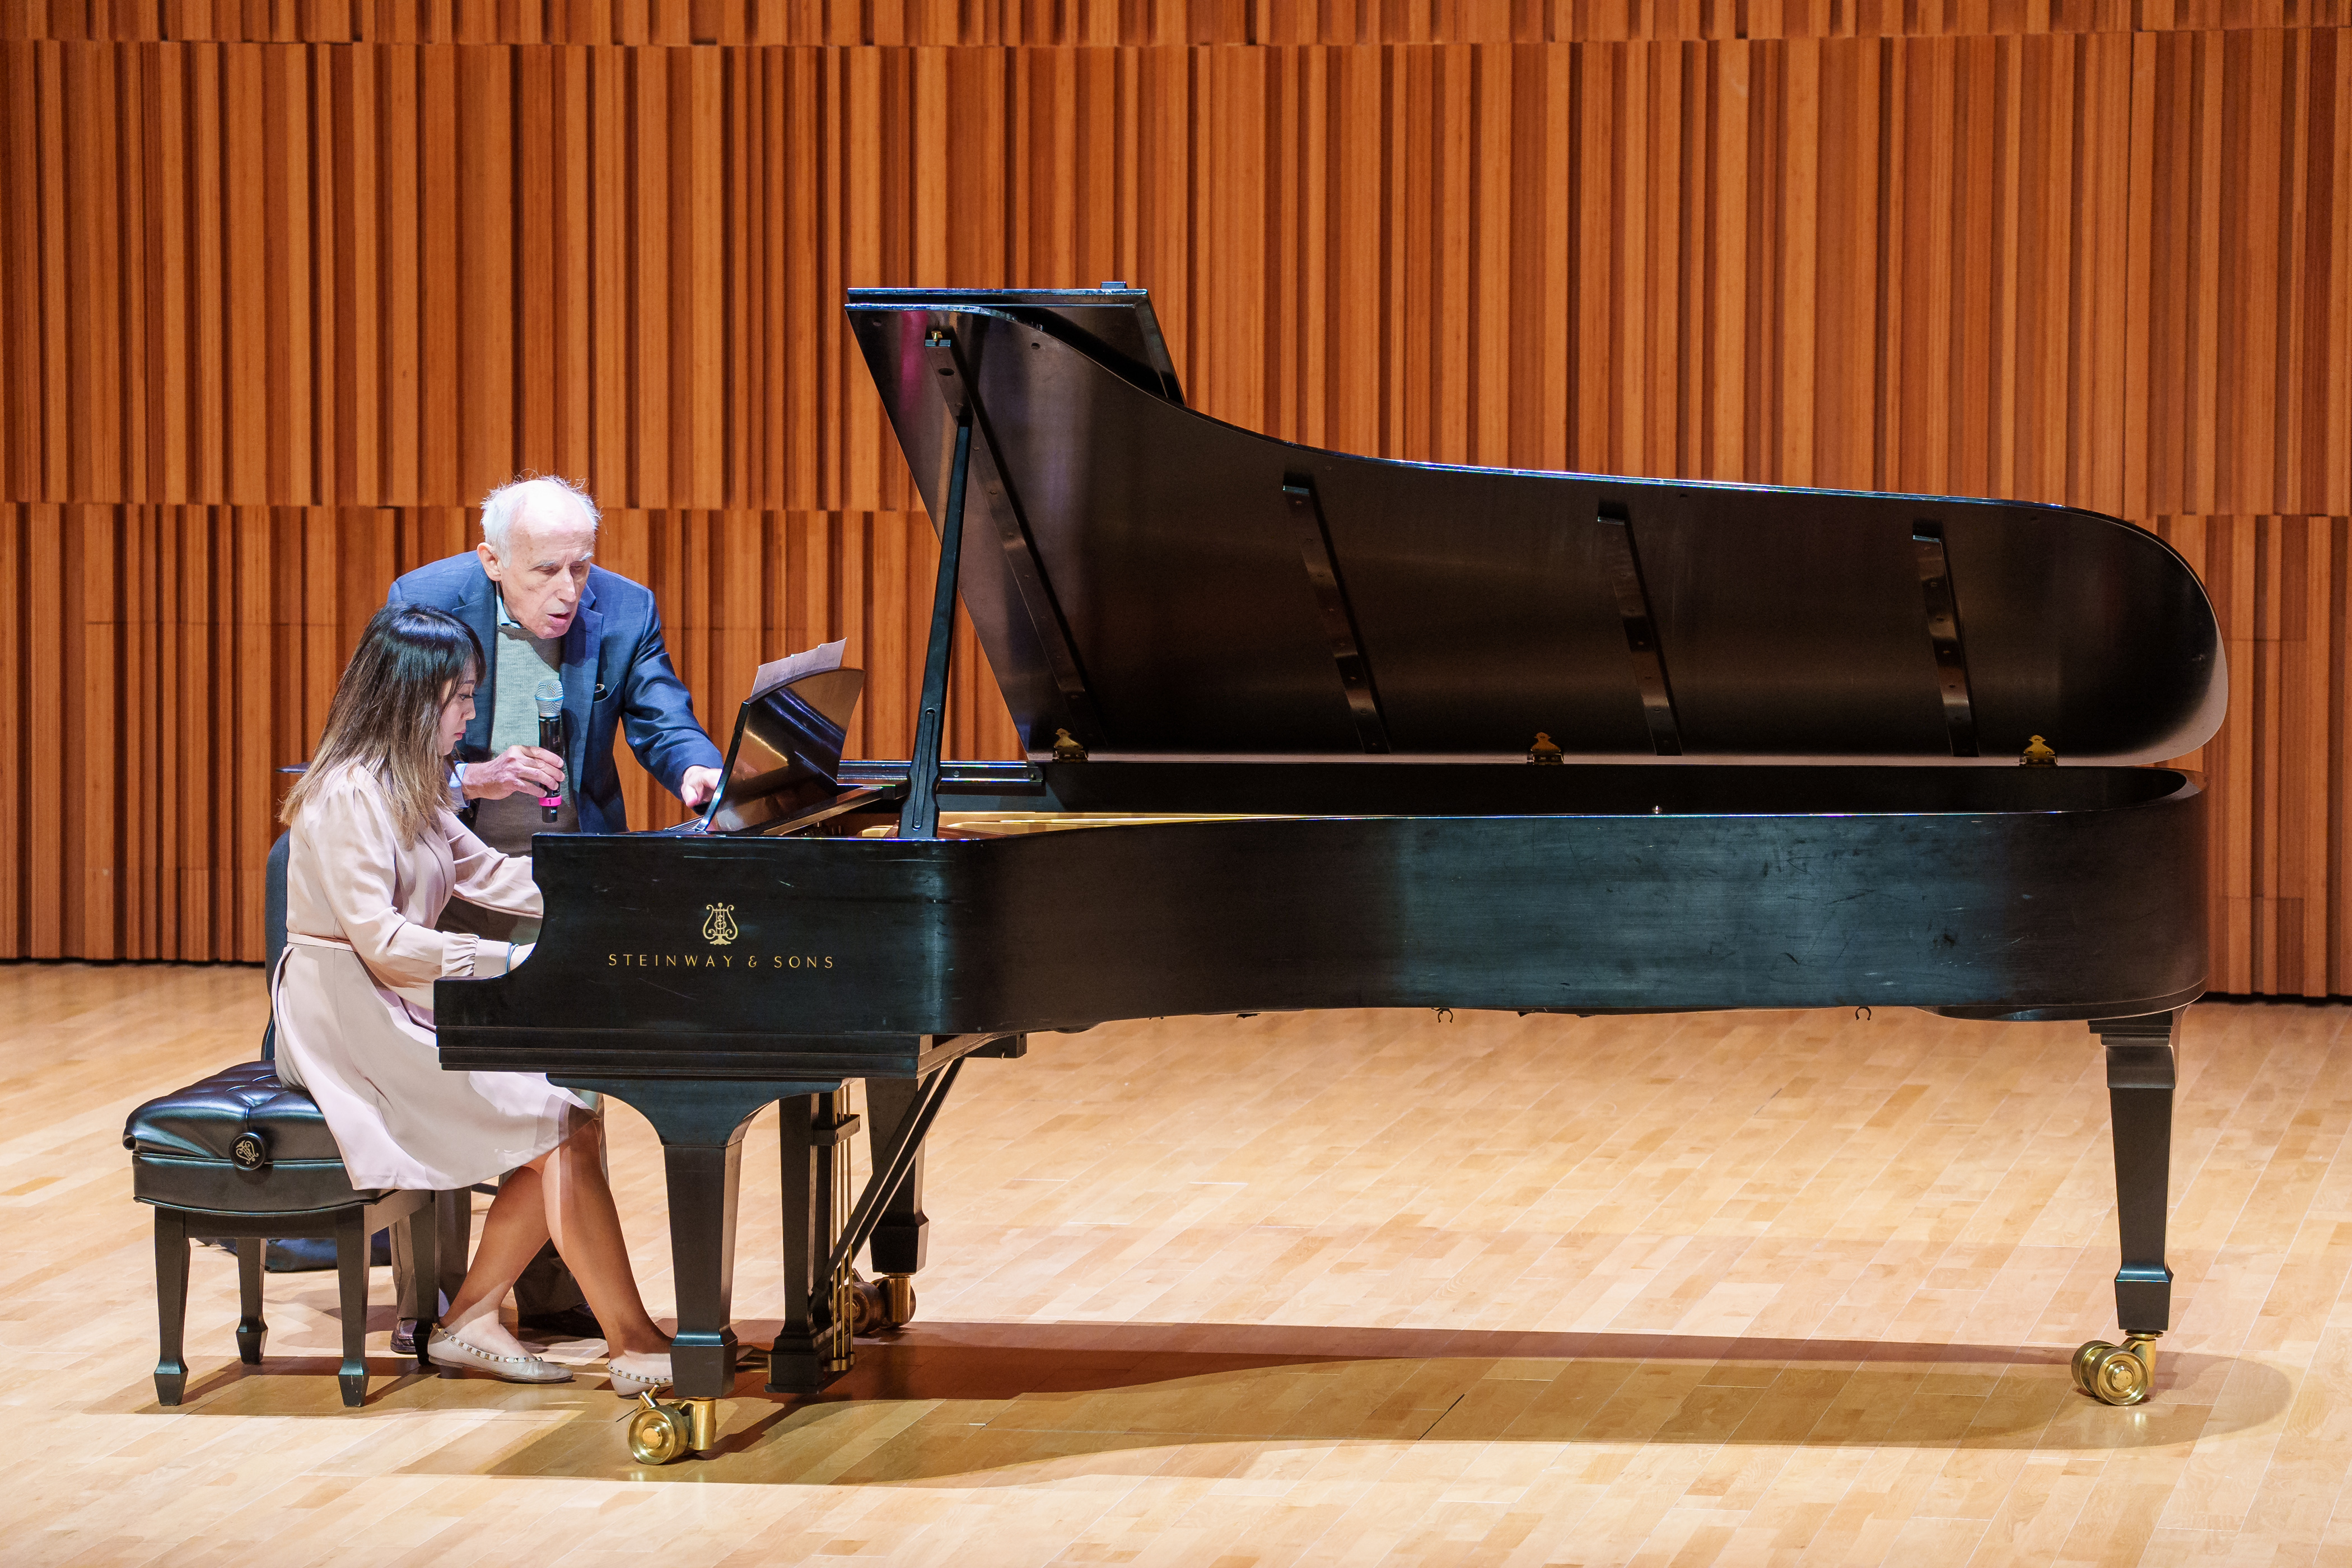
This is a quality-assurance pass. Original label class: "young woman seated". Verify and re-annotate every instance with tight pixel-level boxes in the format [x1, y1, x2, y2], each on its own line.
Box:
[274, 604, 671, 1393]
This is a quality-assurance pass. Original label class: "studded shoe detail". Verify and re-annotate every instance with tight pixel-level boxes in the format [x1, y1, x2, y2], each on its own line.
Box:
[425, 1328, 576, 1384]
[608, 1352, 673, 1397]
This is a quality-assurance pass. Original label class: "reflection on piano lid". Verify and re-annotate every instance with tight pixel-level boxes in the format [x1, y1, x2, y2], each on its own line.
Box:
[698, 640, 879, 836]
[846, 283, 1183, 404]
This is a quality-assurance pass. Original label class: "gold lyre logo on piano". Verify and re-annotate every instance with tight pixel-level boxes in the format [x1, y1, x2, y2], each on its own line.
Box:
[701, 903, 739, 946]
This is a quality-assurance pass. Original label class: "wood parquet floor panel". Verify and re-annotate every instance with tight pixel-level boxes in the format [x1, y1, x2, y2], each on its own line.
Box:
[6, 964, 2350, 1566]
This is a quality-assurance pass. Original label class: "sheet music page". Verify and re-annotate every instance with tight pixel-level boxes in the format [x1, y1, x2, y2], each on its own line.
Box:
[746, 638, 848, 702]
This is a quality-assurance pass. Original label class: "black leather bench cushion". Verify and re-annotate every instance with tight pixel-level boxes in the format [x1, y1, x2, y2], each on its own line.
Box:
[125, 1061, 384, 1215]
[125, 1061, 343, 1161]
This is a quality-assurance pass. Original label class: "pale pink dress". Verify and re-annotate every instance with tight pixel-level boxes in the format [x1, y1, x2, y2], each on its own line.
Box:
[272, 763, 587, 1190]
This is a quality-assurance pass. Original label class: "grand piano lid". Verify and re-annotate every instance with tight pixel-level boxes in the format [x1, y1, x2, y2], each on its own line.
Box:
[850, 286, 1183, 405]
[848, 287, 2225, 767]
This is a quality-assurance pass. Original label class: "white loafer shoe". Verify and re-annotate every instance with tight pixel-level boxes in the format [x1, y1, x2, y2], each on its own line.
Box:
[608, 1353, 673, 1397]
[426, 1328, 575, 1384]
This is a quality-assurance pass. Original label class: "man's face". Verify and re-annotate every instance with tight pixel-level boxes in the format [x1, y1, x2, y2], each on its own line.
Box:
[478, 496, 595, 640]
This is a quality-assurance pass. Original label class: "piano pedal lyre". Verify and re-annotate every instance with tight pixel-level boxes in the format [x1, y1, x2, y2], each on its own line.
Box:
[2071, 1332, 2158, 1406]
[627, 1390, 724, 1466]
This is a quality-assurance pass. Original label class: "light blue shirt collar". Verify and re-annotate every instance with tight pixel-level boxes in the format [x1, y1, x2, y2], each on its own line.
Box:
[493, 590, 556, 642]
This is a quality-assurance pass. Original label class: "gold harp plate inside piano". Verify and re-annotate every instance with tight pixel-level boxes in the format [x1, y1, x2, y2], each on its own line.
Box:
[858, 812, 1304, 839]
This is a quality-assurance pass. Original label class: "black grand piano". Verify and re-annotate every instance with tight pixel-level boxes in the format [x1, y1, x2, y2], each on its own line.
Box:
[440, 286, 2224, 1462]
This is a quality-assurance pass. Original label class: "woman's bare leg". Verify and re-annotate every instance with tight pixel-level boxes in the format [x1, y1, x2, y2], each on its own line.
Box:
[538, 1117, 669, 1357]
[428, 1120, 668, 1365]
[438, 1163, 552, 1358]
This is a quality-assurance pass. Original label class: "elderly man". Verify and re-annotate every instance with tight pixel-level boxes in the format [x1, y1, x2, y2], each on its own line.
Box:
[383, 474, 724, 1348]
[398, 474, 724, 847]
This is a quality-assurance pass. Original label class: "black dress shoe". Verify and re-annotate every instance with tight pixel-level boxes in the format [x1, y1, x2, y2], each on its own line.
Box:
[390, 1318, 422, 1357]
[517, 1304, 603, 1340]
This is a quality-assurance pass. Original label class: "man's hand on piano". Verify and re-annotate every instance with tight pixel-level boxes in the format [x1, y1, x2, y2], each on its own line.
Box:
[679, 766, 722, 810]
[461, 745, 566, 801]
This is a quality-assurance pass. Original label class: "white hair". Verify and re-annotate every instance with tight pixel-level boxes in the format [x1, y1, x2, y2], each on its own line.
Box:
[479, 474, 600, 558]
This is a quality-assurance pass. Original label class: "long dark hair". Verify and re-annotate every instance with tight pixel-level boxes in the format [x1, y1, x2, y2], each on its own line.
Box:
[282, 605, 484, 844]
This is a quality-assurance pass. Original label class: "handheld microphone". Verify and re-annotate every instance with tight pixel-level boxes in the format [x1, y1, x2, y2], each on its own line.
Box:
[534, 679, 567, 823]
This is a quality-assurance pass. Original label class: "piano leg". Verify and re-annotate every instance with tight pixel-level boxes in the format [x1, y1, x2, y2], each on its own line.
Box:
[770, 1089, 860, 1396]
[2073, 1009, 2180, 1406]
[552, 1076, 835, 1460]
[863, 1075, 927, 1329]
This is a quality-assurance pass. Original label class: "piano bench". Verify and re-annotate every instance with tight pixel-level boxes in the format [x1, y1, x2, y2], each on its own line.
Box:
[123, 1061, 436, 1409]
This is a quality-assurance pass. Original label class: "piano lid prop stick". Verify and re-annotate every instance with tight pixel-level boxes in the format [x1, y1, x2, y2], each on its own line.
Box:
[902, 341, 974, 841]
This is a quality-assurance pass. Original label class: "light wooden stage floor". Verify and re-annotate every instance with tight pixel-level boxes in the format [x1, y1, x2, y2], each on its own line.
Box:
[7, 964, 2351, 1567]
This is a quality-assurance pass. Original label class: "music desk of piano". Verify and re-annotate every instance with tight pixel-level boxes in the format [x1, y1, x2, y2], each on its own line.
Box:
[440, 287, 2224, 1463]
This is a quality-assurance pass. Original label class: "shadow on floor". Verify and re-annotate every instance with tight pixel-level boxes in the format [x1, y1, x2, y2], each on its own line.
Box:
[417, 1319, 2287, 1485]
[99, 1318, 2283, 1481]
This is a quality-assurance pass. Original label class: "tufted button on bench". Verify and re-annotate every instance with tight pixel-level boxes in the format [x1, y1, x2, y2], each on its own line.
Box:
[125, 1060, 436, 1407]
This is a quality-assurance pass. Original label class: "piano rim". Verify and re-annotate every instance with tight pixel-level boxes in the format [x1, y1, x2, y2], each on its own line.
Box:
[448, 766, 2209, 1067]
[438, 978, 2211, 1081]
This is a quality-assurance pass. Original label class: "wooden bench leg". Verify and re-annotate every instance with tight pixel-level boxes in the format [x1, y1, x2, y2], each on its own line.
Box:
[335, 1208, 369, 1407]
[235, 1238, 267, 1364]
[154, 1209, 190, 1406]
[435, 1188, 469, 1310]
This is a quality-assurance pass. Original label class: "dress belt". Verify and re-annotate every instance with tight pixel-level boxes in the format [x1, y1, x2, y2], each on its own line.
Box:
[283, 931, 356, 951]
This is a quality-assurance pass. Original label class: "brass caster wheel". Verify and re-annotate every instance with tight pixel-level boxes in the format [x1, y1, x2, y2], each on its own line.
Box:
[628, 1392, 691, 1465]
[849, 1273, 888, 1336]
[2071, 1340, 2108, 1394]
[2072, 1333, 2158, 1406]
[627, 1393, 723, 1464]
[847, 1272, 917, 1334]
[881, 1274, 917, 1330]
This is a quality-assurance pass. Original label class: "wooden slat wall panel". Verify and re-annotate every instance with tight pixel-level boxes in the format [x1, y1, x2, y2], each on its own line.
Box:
[2, 21, 2347, 987]
[8, 34, 2346, 516]
[0, 502, 1009, 958]
[8, 0, 2352, 47]
[2148, 514, 2352, 998]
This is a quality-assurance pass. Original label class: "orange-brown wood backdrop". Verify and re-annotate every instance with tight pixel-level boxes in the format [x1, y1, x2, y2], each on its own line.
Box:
[2, 2, 2348, 995]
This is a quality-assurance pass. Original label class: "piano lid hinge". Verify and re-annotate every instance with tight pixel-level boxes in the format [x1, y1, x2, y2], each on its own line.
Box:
[1597, 501, 1682, 757]
[1912, 521, 1979, 758]
[1285, 474, 1390, 754]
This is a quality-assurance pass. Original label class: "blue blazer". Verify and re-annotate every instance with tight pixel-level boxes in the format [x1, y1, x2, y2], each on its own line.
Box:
[387, 555, 722, 834]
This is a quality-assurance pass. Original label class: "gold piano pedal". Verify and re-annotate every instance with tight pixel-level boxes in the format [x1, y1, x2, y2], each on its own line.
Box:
[627, 1391, 723, 1464]
[2071, 1332, 2158, 1406]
